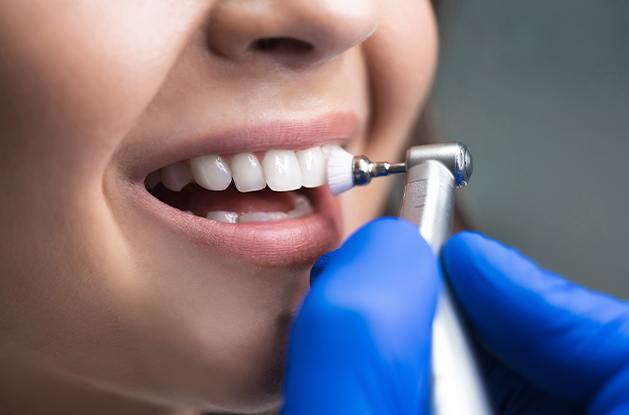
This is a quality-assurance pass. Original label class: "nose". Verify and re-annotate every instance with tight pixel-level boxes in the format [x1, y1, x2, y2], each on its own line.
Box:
[207, 0, 378, 68]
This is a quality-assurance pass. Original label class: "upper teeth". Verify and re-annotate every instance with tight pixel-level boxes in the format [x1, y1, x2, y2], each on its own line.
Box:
[189, 154, 232, 191]
[147, 144, 337, 192]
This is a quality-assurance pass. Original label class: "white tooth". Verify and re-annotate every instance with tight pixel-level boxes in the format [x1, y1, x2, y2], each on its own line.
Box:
[321, 144, 335, 157]
[206, 211, 239, 223]
[238, 211, 288, 223]
[262, 150, 302, 191]
[145, 171, 161, 189]
[229, 153, 266, 192]
[161, 162, 192, 191]
[190, 155, 232, 191]
[296, 147, 326, 188]
[287, 195, 313, 219]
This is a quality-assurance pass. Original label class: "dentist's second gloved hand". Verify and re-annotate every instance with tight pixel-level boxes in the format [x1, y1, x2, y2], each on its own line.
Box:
[442, 232, 629, 414]
[282, 218, 441, 415]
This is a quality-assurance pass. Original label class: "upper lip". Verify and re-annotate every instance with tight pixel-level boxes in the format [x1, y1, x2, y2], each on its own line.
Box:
[121, 112, 360, 183]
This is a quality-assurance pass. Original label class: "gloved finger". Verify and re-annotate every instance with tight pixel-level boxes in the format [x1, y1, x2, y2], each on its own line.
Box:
[442, 231, 629, 403]
[310, 249, 339, 285]
[474, 335, 585, 414]
[589, 366, 629, 415]
[282, 218, 441, 415]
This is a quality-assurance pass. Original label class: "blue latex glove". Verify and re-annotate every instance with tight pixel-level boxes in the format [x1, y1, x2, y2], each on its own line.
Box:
[281, 218, 441, 415]
[442, 232, 629, 414]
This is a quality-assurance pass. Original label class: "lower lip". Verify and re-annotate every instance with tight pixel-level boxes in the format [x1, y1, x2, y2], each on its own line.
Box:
[128, 182, 343, 267]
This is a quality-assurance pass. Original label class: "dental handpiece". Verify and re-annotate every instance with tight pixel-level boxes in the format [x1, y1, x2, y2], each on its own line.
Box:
[327, 142, 493, 414]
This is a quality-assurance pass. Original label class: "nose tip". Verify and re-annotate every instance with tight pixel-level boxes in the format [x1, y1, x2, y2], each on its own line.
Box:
[207, 0, 378, 68]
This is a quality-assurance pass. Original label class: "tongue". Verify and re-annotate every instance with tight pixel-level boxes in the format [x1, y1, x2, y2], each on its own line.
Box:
[156, 184, 297, 214]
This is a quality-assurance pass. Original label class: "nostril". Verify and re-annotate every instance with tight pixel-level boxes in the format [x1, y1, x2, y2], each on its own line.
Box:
[207, 0, 377, 66]
[249, 37, 314, 54]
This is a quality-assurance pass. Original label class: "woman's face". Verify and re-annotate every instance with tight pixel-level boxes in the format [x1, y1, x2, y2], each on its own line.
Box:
[0, 1, 436, 412]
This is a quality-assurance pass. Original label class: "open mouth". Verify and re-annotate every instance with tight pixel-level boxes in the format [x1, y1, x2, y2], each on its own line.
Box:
[119, 113, 357, 266]
[145, 145, 338, 224]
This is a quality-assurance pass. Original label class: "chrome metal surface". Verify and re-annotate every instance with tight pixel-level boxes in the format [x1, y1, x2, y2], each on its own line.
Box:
[399, 161, 454, 250]
[399, 146, 492, 415]
[405, 142, 473, 188]
[352, 155, 372, 186]
[351, 156, 407, 187]
[369, 161, 407, 177]
[350, 142, 471, 190]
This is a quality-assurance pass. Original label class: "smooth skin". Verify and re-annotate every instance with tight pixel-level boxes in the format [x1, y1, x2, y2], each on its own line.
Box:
[0, 1, 436, 414]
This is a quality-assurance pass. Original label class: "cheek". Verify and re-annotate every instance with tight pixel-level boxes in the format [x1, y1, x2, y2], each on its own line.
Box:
[0, 2, 206, 335]
[0, 0, 211, 398]
[0, 2, 203, 181]
[365, 0, 438, 147]
[341, 1, 437, 234]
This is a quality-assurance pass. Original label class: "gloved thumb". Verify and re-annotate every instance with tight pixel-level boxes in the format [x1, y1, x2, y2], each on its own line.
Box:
[282, 218, 441, 415]
[442, 231, 629, 407]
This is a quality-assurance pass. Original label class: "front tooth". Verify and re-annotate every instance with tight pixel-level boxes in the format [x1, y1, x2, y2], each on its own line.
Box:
[230, 153, 266, 192]
[206, 211, 239, 223]
[238, 211, 288, 223]
[161, 162, 192, 191]
[190, 155, 232, 191]
[296, 147, 326, 188]
[262, 150, 302, 191]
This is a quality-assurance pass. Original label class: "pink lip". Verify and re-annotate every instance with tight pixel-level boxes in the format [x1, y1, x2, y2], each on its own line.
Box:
[125, 112, 360, 183]
[129, 185, 342, 266]
[121, 113, 357, 266]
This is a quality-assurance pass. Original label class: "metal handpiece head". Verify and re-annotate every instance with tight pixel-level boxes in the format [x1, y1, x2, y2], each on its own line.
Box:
[337, 141, 472, 194]
[405, 142, 473, 188]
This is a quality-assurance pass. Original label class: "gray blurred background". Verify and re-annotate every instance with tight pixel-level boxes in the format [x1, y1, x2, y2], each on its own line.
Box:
[431, 1, 629, 296]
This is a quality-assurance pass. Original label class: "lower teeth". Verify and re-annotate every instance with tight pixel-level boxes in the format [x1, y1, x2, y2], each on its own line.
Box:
[206, 211, 239, 223]
[239, 211, 288, 223]
[203, 195, 313, 224]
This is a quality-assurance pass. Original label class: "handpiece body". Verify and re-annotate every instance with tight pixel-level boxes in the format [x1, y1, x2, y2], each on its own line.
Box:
[399, 145, 492, 414]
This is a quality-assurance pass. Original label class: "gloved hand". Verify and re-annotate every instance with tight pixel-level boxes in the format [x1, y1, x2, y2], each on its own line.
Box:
[281, 218, 441, 415]
[442, 232, 629, 414]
